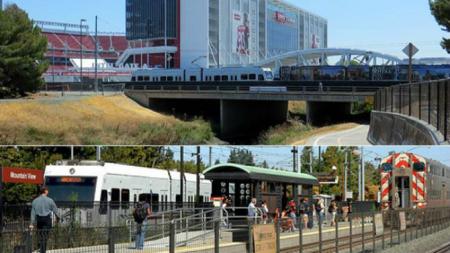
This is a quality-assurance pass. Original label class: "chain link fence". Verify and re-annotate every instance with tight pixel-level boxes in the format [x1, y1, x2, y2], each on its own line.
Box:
[374, 79, 449, 142]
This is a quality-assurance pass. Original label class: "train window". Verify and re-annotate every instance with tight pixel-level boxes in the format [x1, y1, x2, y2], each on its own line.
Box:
[258, 75, 264, 81]
[167, 76, 173, 81]
[241, 74, 248, 80]
[381, 163, 393, 172]
[249, 74, 256, 80]
[221, 75, 228, 81]
[99, 190, 108, 215]
[190, 76, 197, 81]
[443, 168, 446, 177]
[137, 76, 144, 82]
[161, 76, 167, 82]
[144, 76, 150, 81]
[214, 75, 221, 81]
[121, 189, 130, 209]
[134, 194, 137, 203]
[111, 188, 120, 208]
[131, 77, 136, 82]
[413, 162, 426, 172]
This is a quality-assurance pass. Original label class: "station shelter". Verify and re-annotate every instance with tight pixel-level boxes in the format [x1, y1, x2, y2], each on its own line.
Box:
[203, 163, 318, 215]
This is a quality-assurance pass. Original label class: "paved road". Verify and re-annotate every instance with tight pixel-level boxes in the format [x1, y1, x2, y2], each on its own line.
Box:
[305, 124, 371, 146]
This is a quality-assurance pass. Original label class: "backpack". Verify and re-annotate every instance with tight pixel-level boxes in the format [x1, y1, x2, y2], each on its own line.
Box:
[133, 202, 148, 223]
[315, 202, 323, 213]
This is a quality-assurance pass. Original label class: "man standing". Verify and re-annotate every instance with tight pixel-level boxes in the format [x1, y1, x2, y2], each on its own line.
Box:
[247, 198, 257, 223]
[30, 187, 59, 253]
[133, 200, 152, 250]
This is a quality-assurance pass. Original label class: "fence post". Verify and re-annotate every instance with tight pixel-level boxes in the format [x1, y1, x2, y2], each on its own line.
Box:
[108, 227, 115, 253]
[169, 221, 175, 253]
[390, 211, 393, 247]
[25, 230, 32, 253]
[248, 222, 253, 253]
[409, 84, 412, 116]
[372, 212, 376, 252]
[214, 220, 220, 253]
[349, 214, 353, 253]
[335, 214, 339, 253]
[319, 215, 323, 253]
[276, 220, 280, 253]
[299, 216, 303, 253]
[362, 214, 365, 252]
[428, 82, 431, 124]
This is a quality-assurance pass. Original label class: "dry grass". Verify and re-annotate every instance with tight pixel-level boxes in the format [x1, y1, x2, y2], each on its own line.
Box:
[259, 121, 359, 145]
[0, 95, 214, 145]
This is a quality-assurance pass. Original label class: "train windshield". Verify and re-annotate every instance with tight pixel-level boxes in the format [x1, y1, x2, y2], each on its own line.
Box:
[381, 163, 393, 172]
[264, 71, 274, 81]
[413, 162, 426, 172]
[45, 176, 97, 202]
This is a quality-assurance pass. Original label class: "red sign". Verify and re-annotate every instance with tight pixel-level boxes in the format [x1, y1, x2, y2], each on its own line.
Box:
[2, 167, 44, 185]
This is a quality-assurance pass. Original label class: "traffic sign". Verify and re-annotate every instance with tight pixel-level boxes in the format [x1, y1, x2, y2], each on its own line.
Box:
[403, 43, 419, 57]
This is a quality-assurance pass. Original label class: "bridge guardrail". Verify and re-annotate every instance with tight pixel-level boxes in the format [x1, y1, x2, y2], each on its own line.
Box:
[374, 79, 449, 142]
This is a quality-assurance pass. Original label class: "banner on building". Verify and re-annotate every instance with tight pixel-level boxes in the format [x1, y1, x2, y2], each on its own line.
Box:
[232, 11, 250, 56]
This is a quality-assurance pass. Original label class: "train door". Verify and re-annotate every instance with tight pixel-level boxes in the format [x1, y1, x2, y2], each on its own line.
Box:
[395, 177, 411, 208]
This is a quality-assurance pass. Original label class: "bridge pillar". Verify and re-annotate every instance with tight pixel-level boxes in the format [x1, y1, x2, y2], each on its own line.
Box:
[220, 100, 288, 140]
[306, 101, 352, 125]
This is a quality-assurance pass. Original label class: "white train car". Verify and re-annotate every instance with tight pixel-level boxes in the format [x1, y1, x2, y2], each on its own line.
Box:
[44, 161, 212, 205]
[131, 67, 274, 82]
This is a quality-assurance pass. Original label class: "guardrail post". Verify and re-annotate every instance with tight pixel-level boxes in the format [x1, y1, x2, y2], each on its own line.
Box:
[214, 220, 220, 253]
[169, 221, 175, 253]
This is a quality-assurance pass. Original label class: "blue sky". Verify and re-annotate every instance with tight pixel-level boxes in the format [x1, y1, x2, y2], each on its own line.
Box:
[4, 0, 449, 59]
[170, 146, 450, 172]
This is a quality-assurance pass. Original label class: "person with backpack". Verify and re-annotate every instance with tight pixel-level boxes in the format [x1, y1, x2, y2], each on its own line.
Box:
[133, 201, 152, 250]
[328, 200, 337, 226]
[316, 198, 325, 225]
[298, 198, 308, 229]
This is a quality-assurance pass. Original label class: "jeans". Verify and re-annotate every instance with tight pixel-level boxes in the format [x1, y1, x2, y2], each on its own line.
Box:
[289, 212, 297, 226]
[135, 221, 148, 250]
[36, 215, 52, 253]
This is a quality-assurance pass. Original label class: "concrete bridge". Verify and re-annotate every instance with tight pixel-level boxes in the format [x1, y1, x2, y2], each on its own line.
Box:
[124, 80, 400, 139]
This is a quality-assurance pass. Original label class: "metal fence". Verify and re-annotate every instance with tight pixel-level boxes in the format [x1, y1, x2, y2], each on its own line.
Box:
[374, 79, 450, 141]
[2, 206, 450, 253]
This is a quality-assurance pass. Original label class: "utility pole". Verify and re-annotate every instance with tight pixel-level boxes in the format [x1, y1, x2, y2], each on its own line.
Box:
[193, 146, 201, 205]
[180, 146, 184, 205]
[291, 146, 298, 172]
[298, 148, 302, 174]
[79, 19, 86, 93]
[208, 147, 212, 167]
[344, 149, 348, 201]
[361, 147, 365, 201]
[94, 16, 98, 93]
[309, 149, 313, 174]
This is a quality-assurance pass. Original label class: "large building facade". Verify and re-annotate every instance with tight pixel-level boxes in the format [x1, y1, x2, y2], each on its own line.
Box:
[125, 0, 327, 69]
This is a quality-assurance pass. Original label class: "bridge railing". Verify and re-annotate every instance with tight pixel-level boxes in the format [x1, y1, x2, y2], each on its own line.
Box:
[374, 79, 449, 142]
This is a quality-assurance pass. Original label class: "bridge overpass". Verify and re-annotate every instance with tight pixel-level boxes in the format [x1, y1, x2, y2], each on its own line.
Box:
[124, 80, 401, 139]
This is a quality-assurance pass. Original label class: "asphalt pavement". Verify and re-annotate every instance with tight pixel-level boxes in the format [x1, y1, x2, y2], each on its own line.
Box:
[305, 124, 371, 146]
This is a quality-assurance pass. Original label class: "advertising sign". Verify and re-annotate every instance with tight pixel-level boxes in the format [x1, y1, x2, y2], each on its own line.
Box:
[253, 224, 277, 253]
[232, 11, 250, 56]
[1, 167, 44, 185]
[312, 34, 320, 48]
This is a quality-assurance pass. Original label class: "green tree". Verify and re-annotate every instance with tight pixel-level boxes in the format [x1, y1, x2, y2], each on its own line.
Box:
[0, 4, 48, 97]
[430, 0, 450, 53]
[227, 149, 255, 166]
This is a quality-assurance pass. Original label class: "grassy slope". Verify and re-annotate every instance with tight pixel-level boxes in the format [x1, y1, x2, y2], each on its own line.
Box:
[0, 95, 214, 145]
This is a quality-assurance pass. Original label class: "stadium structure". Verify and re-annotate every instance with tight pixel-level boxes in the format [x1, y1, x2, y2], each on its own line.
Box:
[37, 20, 131, 83]
[125, 0, 328, 69]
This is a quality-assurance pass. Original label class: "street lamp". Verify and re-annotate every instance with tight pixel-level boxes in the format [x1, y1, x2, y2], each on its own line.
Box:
[80, 19, 87, 93]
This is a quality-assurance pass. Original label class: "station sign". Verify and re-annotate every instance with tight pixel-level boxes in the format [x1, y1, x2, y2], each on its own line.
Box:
[1, 167, 44, 185]
[253, 224, 276, 253]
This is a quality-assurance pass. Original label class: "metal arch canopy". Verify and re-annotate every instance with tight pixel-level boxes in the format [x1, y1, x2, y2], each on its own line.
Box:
[203, 163, 318, 185]
[257, 48, 402, 67]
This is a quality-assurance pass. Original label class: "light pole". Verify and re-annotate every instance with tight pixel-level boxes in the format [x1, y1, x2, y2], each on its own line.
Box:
[80, 19, 86, 93]
[353, 148, 365, 201]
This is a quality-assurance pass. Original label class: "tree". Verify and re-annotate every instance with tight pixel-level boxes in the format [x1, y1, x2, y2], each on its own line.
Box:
[260, 160, 269, 168]
[430, 0, 450, 53]
[214, 159, 221, 165]
[227, 149, 255, 166]
[0, 4, 48, 97]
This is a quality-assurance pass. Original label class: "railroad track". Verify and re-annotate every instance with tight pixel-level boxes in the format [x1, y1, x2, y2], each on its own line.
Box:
[429, 242, 450, 253]
[281, 231, 392, 253]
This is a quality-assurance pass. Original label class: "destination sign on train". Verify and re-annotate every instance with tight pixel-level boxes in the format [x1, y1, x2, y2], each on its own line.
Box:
[1, 167, 44, 184]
